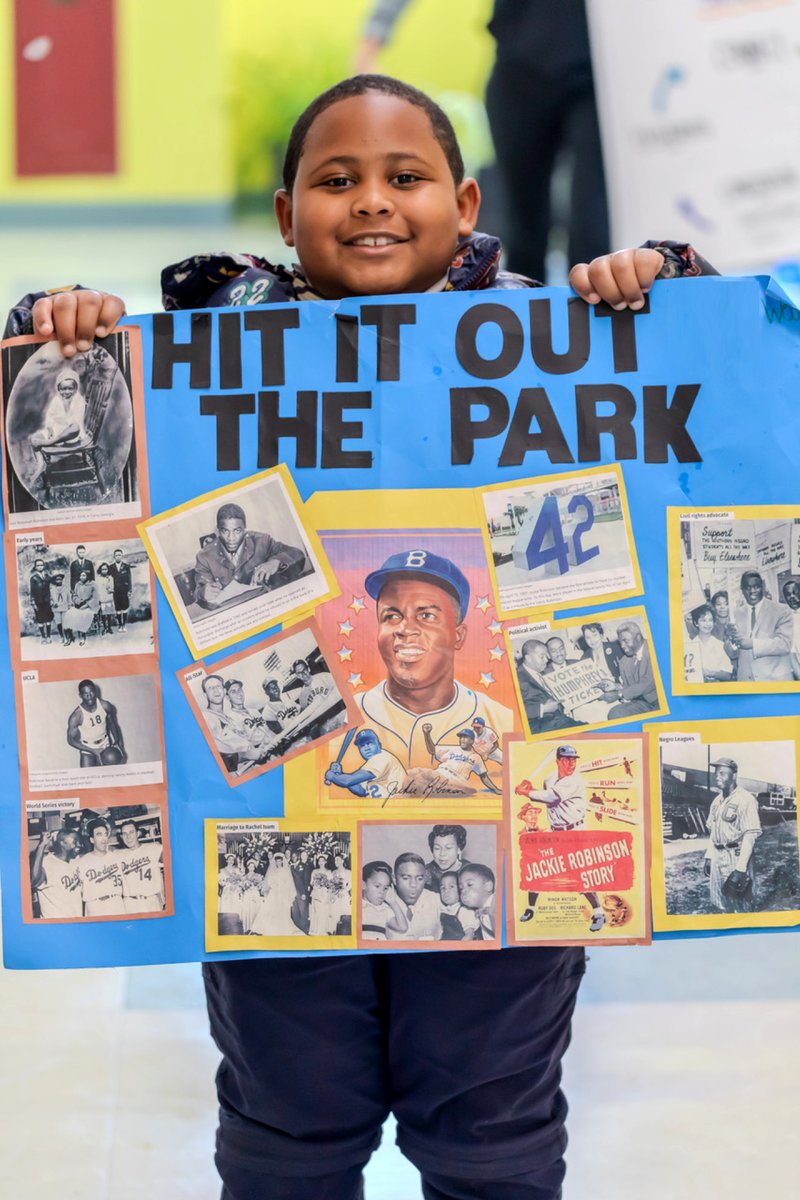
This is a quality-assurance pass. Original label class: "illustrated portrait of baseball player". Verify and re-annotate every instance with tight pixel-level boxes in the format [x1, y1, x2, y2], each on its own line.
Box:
[24, 802, 170, 923]
[181, 620, 356, 787]
[655, 723, 800, 928]
[315, 536, 518, 813]
[1, 333, 143, 528]
[20, 673, 165, 793]
[672, 510, 800, 694]
[506, 733, 649, 944]
[140, 465, 336, 657]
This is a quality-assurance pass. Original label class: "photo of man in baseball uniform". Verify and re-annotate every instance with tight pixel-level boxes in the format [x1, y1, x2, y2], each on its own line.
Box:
[703, 757, 762, 913]
[119, 819, 165, 914]
[516, 745, 606, 932]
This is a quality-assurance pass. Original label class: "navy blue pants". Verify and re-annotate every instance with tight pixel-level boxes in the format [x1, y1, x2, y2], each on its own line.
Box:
[204, 946, 585, 1199]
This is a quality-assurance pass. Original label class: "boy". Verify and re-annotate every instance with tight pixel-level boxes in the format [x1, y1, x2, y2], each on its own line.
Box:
[10, 74, 714, 1200]
[360, 859, 409, 940]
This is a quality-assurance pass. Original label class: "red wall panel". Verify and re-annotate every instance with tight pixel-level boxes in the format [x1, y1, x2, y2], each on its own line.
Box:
[14, 0, 117, 177]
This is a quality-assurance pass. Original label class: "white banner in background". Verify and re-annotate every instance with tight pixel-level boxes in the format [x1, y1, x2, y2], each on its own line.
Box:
[588, 0, 800, 271]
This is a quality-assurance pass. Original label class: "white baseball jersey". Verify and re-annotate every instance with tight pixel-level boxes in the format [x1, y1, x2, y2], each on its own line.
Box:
[359, 749, 409, 800]
[76, 850, 126, 916]
[356, 681, 515, 771]
[533, 768, 587, 831]
[121, 843, 164, 913]
[297, 672, 335, 710]
[434, 745, 485, 784]
[36, 853, 83, 920]
[77, 703, 110, 751]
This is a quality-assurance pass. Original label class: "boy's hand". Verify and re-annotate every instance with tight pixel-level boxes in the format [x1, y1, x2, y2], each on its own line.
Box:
[32, 290, 126, 357]
[568, 249, 665, 310]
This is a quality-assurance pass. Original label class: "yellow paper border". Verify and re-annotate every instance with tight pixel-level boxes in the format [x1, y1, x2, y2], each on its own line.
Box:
[503, 605, 669, 742]
[667, 505, 800, 695]
[138, 464, 340, 659]
[477, 464, 643, 620]
[204, 818, 358, 952]
[646, 715, 800, 932]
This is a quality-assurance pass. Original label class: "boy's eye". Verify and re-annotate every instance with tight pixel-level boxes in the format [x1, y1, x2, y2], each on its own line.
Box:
[393, 172, 422, 185]
[320, 176, 353, 189]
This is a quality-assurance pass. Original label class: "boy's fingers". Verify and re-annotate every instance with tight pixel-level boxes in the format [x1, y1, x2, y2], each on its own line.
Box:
[567, 263, 600, 304]
[31, 297, 55, 336]
[96, 293, 126, 337]
[594, 250, 645, 309]
[74, 291, 104, 351]
[49, 291, 81, 355]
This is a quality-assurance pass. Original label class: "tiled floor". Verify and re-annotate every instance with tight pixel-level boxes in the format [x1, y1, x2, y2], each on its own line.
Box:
[2, 220, 800, 1196]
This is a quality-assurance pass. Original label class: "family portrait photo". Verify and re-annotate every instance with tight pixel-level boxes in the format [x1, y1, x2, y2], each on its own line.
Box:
[11, 533, 154, 662]
[359, 821, 499, 946]
[1, 332, 144, 528]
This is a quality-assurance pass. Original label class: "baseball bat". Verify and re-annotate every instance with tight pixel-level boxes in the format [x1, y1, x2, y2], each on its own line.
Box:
[334, 726, 357, 765]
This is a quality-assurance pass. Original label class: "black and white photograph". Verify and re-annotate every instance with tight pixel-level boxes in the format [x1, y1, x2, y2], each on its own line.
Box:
[672, 509, 800, 691]
[1, 332, 145, 529]
[24, 798, 170, 923]
[507, 607, 667, 739]
[181, 619, 355, 785]
[214, 826, 352, 940]
[358, 821, 499, 946]
[657, 728, 800, 922]
[140, 465, 336, 656]
[20, 672, 165, 793]
[10, 532, 154, 662]
[479, 466, 639, 617]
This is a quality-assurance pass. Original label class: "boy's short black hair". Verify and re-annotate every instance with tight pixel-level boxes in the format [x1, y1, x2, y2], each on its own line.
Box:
[282, 74, 465, 192]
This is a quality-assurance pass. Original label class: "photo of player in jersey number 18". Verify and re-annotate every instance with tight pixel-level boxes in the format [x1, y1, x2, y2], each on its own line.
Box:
[321, 545, 517, 812]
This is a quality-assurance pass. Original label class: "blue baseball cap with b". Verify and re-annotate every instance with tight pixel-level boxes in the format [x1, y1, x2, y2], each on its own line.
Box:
[364, 550, 470, 621]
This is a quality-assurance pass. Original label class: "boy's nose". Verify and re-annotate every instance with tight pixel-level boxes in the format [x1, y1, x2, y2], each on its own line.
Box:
[352, 182, 396, 217]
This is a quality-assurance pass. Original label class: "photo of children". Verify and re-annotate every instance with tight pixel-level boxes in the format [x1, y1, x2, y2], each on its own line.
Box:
[478, 466, 640, 617]
[671, 509, 800, 692]
[24, 798, 169, 922]
[211, 826, 352, 942]
[10, 533, 154, 662]
[506, 733, 649, 945]
[1, 332, 144, 529]
[358, 821, 499, 947]
[140, 465, 336, 656]
[305, 522, 519, 816]
[653, 721, 800, 930]
[180, 620, 356, 786]
[20, 671, 164, 792]
[506, 607, 667, 739]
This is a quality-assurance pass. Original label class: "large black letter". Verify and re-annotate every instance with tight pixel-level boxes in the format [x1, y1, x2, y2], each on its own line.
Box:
[218, 312, 242, 390]
[257, 390, 318, 469]
[450, 387, 510, 465]
[199, 394, 256, 471]
[359, 304, 416, 381]
[593, 298, 649, 373]
[499, 388, 575, 466]
[576, 385, 637, 461]
[152, 312, 211, 389]
[244, 309, 301, 386]
[455, 304, 523, 379]
[322, 392, 373, 469]
[335, 314, 359, 383]
[529, 297, 590, 375]
[643, 384, 702, 462]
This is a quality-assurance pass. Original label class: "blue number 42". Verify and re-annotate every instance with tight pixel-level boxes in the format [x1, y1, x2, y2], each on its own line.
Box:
[519, 493, 600, 576]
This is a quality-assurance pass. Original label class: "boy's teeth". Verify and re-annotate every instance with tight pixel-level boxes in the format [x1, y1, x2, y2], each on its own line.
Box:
[354, 236, 395, 246]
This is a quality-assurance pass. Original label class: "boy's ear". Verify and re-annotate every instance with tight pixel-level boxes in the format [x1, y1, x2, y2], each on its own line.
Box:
[456, 177, 481, 238]
[274, 189, 294, 246]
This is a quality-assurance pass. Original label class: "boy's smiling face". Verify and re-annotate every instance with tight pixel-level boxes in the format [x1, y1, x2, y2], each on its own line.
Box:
[275, 92, 480, 300]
